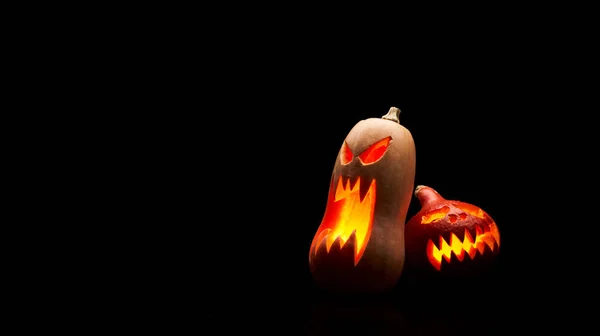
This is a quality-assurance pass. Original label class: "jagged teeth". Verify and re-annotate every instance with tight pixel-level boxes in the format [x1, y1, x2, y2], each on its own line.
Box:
[341, 176, 360, 191]
[311, 230, 362, 266]
[427, 223, 501, 270]
[358, 177, 372, 202]
[334, 176, 374, 203]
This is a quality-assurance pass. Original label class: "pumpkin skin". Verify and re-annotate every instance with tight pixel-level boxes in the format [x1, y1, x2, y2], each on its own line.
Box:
[404, 185, 500, 276]
[309, 107, 416, 293]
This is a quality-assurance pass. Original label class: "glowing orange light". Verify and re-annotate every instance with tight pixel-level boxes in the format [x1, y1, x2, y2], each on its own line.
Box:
[426, 223, 501, 271]
[340, 141, 353, 165]
[358, 136, 391, 164]
[310, 176, 376, 265]
[456, 203, 486, 219]
[421, 206, 450, 224]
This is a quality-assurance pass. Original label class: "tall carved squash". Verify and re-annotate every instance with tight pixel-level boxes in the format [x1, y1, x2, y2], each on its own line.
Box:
[309, 107, 416, 293]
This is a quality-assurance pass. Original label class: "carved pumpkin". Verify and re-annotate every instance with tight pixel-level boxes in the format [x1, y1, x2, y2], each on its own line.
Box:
[404, 185, 500, 275]
[309, 107, 416, 293]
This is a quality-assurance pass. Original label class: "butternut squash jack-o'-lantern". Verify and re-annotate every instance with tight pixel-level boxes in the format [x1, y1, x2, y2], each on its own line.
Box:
[309, 107, 416, 293]
[404, 185, 500, 275]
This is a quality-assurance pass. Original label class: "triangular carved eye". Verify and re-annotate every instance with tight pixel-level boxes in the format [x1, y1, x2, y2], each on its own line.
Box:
[340, 141, 353, 165]
[358, 136, 392, 165]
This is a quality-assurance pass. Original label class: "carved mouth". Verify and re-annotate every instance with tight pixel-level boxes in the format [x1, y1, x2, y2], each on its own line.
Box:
[310, 175, 376, 265]
[426, 223, 500, 271]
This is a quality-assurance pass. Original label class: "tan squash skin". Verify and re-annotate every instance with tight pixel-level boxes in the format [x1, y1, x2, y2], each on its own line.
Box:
[309, 107, 416, 293]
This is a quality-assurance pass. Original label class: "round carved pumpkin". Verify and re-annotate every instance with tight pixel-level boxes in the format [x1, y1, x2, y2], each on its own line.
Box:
[309, 107, 416, 293]
[404, 185, 500, 276]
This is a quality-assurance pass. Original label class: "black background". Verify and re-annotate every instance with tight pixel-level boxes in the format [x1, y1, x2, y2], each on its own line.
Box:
[119, 10, 587, 334]
[255, 82, 523, 333]
[139, 64, 556, 334]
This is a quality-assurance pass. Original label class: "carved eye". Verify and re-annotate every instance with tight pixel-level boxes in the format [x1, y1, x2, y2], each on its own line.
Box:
[358, 136, 392, 165]
[340, 141, 353, 165]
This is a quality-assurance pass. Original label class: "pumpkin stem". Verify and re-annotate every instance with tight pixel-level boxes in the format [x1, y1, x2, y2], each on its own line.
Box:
[414, 185, 445, 207]
[382, 107, 400, 123]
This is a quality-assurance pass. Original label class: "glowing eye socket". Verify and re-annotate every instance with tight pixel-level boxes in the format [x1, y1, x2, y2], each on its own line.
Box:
[340, 141, 353, 165]
[358, 136, 392, 164]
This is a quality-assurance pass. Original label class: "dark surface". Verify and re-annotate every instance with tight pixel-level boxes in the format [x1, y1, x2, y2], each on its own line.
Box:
[113, 17, 580, 332]
[134, 96, 549, 333]
[133, 78, 551, 331]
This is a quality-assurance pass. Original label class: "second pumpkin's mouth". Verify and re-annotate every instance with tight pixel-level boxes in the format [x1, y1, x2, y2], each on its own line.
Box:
[426, 222, 500, 271]
[311, 175, 376, 265]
